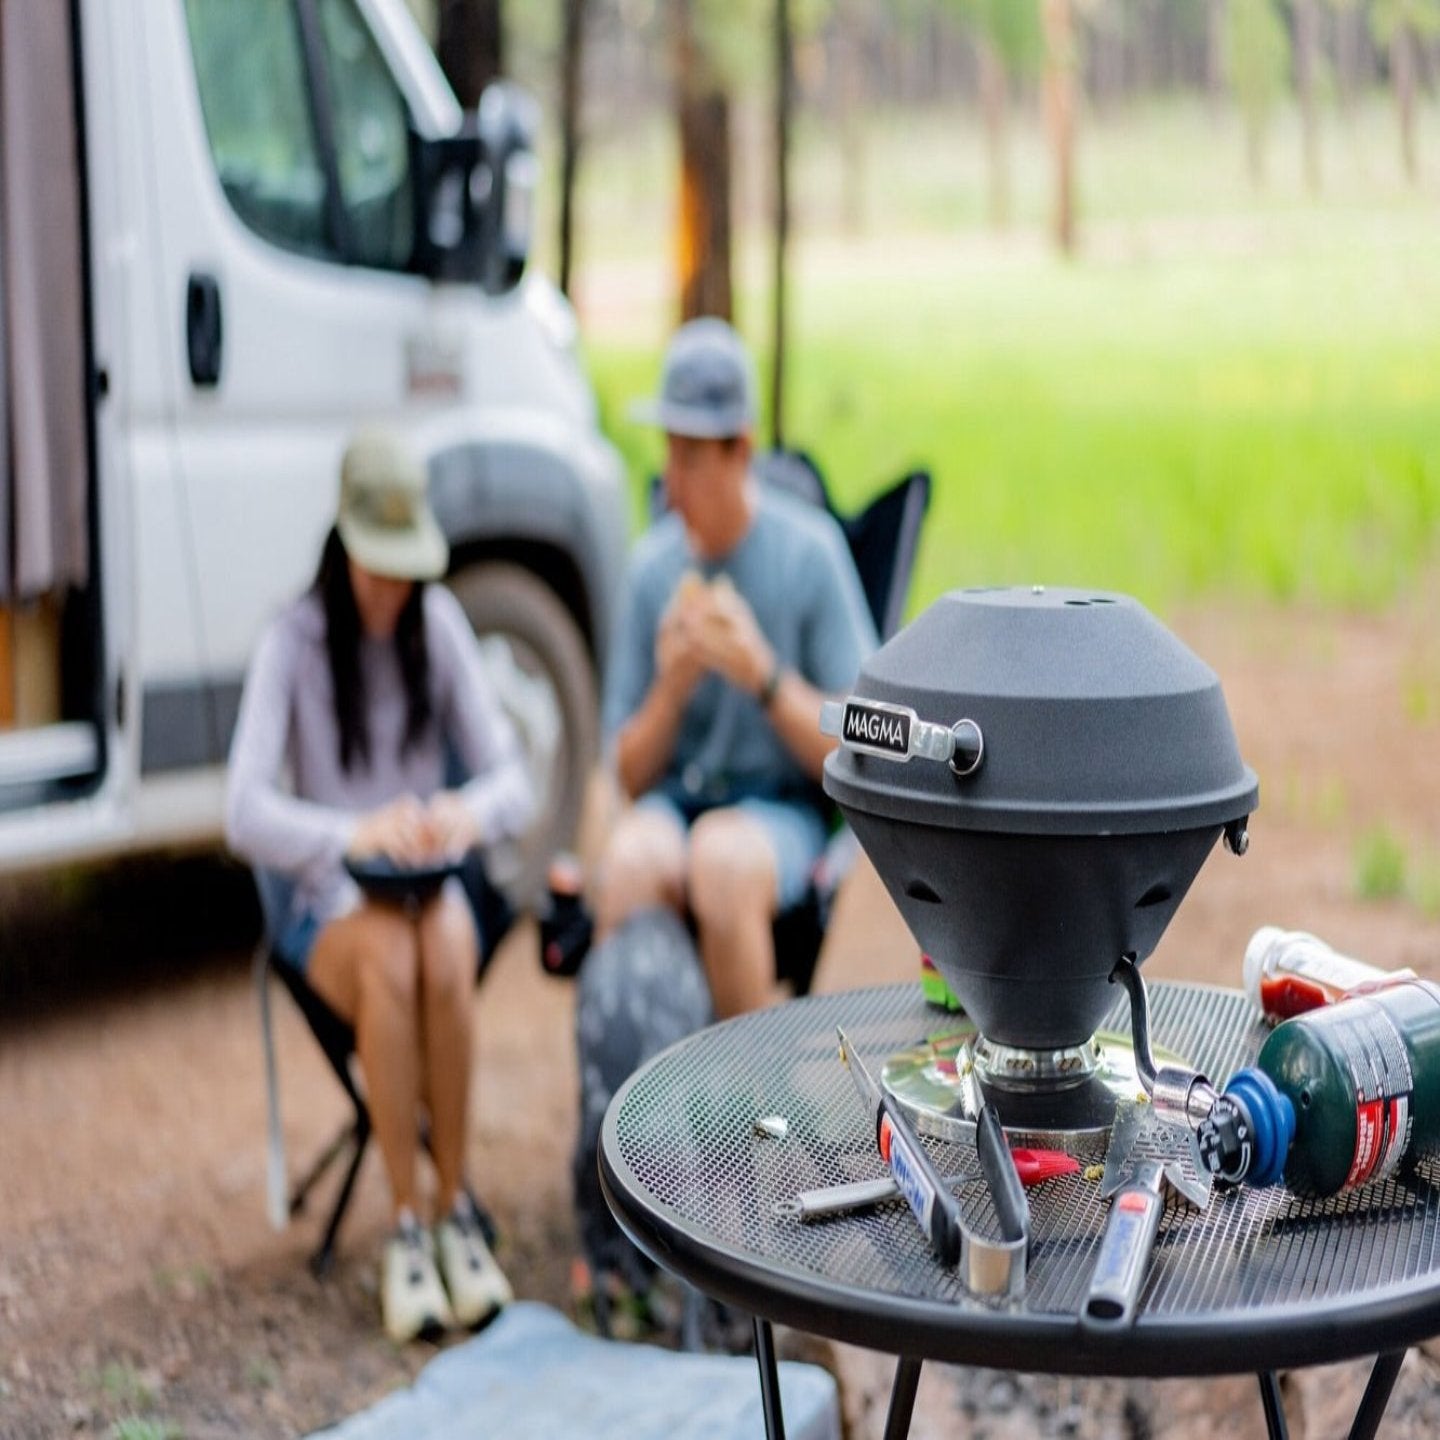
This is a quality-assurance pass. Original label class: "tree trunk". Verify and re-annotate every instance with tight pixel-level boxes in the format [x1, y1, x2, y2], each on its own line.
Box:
[557, 0, 587, 299]
[437, 0, 504, 108]
[1334, 1, 1358, 120]
[1084, 17, 1111, 116]
[1207, 0, 1226, 119]
[1246, 106, 1266, 186]
[836, 0, 866, 233]
[673, 0, 733, 322]
[1393, 26, 1418, 183]
[1133, 0, 1154, 92]
[1295, 0, 1320, 192]
[770, 0, 793, 448]
[978, 40, 1010, 230]
[1042, 0, 1078, 256]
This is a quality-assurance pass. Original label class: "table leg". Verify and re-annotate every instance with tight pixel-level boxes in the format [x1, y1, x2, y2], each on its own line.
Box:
[1346, 1351, 1406, 1440]
[882, 1356, 923, 1440]
[1256, 1371, 1289, 1440]
[752, 1315, 787, 1440]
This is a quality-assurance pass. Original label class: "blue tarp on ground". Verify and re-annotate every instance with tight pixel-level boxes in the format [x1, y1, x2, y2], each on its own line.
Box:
[308, 1301, 841, 1440]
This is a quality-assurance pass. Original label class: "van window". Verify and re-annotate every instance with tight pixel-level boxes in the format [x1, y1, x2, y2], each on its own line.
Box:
[315, 0, 414, 271]
[183, 0, 334, 260]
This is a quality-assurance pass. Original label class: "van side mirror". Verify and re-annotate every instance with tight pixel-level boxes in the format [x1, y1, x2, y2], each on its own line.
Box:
[475, 83, 539, 295]
[411, 81, 538, 296]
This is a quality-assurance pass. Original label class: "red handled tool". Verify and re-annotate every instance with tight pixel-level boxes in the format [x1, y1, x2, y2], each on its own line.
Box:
[774, 1146, 1078, 1223]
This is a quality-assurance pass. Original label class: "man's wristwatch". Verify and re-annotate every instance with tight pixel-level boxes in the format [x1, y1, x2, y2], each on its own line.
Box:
[757, 657, 783, 710]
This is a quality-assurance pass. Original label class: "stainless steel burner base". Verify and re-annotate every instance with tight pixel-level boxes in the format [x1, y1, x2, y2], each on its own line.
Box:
[879, 1023, 1191, 1146]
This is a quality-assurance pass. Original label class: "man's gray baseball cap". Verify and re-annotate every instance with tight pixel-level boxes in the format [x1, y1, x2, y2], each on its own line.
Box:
[630, 318, 756, 439]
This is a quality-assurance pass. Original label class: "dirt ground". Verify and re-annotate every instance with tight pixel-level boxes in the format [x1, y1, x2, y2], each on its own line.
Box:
[3, 594, 1440, 1440]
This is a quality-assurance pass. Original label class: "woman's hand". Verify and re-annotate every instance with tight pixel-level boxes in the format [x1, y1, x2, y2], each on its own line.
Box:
[347, 795, 433, 866]
[422, 791, 482, 860]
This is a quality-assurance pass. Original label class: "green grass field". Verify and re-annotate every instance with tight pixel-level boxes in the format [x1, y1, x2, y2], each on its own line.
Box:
[567, 101, 1440, 615]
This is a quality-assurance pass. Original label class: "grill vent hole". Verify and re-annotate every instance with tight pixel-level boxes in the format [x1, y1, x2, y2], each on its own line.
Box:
[1135, 884, 1172, 909]
[905, 880, 943, 905]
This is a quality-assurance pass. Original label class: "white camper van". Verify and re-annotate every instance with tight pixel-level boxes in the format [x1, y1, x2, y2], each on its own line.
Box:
[0, 0, 627, 900]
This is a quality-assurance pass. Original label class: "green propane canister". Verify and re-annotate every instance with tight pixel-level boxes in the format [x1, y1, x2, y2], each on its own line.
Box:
[1196, 979, 1440, 1197]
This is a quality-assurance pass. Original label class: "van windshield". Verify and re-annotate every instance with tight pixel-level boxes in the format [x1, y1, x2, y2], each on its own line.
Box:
[183, 0, 414, 271]
[314, 0, 414, 269]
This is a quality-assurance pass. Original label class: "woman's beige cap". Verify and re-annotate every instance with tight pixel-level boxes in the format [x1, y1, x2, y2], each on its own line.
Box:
[336, 427, 448, 581]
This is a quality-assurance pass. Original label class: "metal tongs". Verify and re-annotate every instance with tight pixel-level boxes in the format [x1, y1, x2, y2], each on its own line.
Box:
[836, 1026, 1028, 1299]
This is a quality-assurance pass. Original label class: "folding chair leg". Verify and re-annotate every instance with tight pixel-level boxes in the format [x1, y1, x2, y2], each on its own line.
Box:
[256, 945, 292, 1231]
[289, 1120, 361, 1218]
[310, 1113, 371, 1279]
[465, 1184, 498, 1248]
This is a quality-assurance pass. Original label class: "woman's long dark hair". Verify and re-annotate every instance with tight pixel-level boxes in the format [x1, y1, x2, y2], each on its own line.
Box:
[314, 527, 432, 772]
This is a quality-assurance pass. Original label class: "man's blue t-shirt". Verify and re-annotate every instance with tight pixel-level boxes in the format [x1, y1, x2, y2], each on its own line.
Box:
[602, 488, 879, 814]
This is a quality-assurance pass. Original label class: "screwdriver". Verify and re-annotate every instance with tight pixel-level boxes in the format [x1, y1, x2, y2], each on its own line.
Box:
[774, 1147, 1079, 1223]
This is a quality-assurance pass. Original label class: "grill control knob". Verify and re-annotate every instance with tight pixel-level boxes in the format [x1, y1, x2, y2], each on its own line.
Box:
[949, 719, 984, 777]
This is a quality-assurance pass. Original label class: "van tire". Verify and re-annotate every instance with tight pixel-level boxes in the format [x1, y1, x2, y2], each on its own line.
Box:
[447, 562, 599, 906]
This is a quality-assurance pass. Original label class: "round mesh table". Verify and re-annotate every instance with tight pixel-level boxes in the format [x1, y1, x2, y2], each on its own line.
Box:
[599, 982, 1440, 1440]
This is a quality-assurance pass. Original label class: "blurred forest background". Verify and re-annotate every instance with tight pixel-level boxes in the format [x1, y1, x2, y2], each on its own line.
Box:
[405, 0, 1440, 619]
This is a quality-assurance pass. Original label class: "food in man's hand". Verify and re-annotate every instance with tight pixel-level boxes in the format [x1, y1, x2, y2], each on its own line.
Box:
[703, 573, 739, 631]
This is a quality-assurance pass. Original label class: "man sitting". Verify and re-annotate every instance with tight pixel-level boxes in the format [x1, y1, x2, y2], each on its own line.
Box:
[596, 318, 878, 1018]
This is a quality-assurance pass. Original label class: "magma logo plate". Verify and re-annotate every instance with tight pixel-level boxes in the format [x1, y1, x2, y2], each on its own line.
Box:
[821, 696, 983, 774]
[842, 699, 913, 759]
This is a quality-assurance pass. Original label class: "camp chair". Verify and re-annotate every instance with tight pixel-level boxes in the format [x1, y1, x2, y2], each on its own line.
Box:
[254, 852, 512, 1277]
[748, 447, 931, 647]
[541, 449, 931, 995]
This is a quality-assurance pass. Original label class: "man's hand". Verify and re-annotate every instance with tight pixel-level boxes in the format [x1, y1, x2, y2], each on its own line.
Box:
[655, 574, 708, 704]
[693, 575, 774, 698]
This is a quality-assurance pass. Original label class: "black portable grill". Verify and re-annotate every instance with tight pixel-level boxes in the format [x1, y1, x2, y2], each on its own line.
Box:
[821, 585, 1259, 1139]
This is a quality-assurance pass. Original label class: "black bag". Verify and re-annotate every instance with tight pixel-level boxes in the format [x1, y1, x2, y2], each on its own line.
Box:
[572, 907, 712, 1294]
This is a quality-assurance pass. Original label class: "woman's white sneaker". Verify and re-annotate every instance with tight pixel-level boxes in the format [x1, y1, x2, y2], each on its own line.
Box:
[435, 1195, 513, 1328]
[382, 1212, 454, 1343]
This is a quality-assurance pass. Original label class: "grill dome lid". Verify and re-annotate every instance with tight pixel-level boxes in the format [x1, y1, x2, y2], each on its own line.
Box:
[823, 585, 1258, 836]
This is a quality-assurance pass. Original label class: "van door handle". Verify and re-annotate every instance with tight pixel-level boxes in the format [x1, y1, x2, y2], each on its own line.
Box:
[186, 272, 223, 387]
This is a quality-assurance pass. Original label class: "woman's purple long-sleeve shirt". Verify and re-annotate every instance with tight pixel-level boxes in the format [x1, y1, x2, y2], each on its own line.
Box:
[225, 584, 535, 929]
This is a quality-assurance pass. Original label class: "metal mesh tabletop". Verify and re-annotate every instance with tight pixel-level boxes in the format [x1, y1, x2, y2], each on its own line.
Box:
[599, 982, 1440, 1376]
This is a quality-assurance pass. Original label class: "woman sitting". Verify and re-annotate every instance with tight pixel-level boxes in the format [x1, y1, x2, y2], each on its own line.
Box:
[226, 427, 534, 1342]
